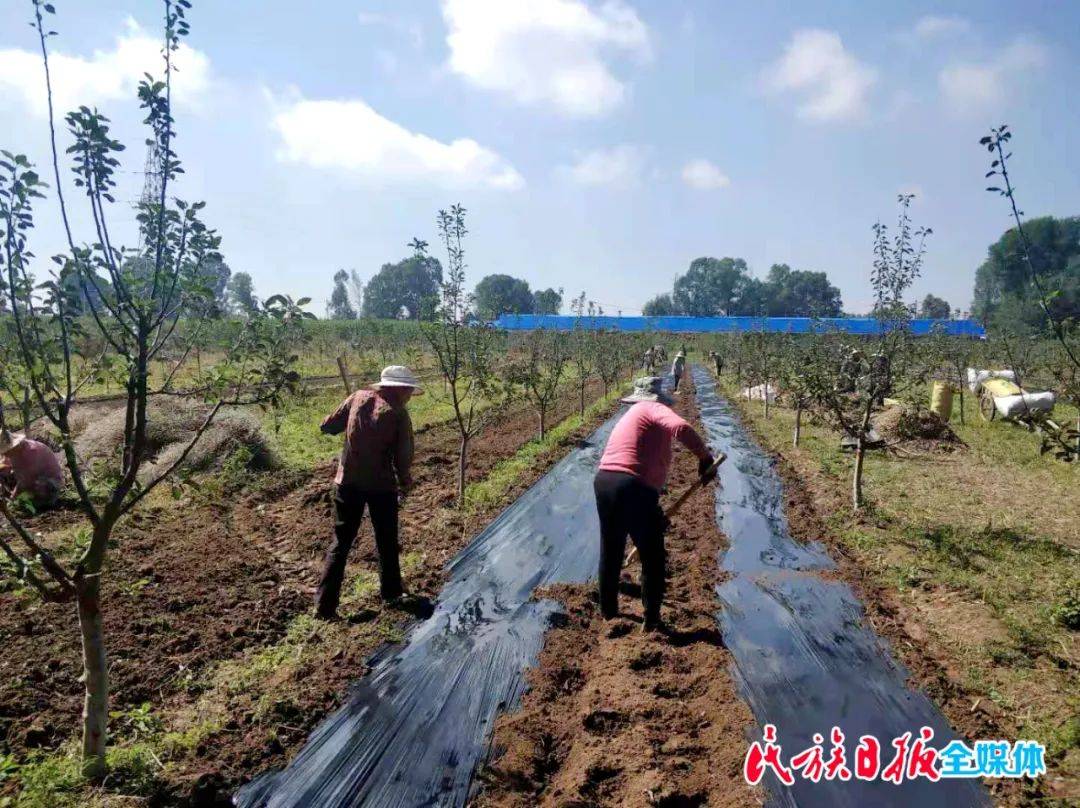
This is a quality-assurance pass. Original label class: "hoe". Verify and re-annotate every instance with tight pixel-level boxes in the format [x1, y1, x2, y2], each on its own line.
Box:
[625, 452, 726, 567]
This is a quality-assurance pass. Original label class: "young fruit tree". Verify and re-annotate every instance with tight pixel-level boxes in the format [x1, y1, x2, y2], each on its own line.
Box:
[512, 328, 570, 440]
[568, 292, 597, 417]
[774, 335, 812, 446]
[801, 194, 931, 509]
[982, 126, 1079, 459]
[0, 0, 309, 777]
[422, 204, 512, 506]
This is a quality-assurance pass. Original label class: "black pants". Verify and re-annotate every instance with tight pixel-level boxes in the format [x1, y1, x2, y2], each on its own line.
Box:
[316, 485, 402, 616]
[594, 470, 667, 626]
[673, 371, 683, 391]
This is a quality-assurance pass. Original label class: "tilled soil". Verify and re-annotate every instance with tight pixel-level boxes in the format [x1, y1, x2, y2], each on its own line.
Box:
[0, 380, 614, 803]
[476, 374, 761, 808]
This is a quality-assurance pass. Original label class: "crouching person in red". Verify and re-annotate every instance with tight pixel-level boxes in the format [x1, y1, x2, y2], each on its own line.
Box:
[315, 366, 422, 620]
[0, 429, 65, 511]
[594, 376, 715, 632]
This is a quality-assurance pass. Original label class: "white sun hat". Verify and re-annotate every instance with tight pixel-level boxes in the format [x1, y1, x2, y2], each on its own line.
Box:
[0, 429, 27, 455]
[372, 365, 425, 395]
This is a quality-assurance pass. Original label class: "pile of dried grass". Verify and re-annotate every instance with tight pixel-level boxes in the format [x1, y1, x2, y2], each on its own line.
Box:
[874, 403, 962, 450]
[74, 398, 276, 480]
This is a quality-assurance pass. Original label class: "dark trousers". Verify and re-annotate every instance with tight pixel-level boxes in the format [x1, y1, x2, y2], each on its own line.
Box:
[594, 470, 667, 626]
[316, 484, 402, 616]
[673, 371, 683, 391]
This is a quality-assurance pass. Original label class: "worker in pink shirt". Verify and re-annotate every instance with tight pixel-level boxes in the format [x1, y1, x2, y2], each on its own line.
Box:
[595, 376, 715, 632]
[0, 429, 65, 510]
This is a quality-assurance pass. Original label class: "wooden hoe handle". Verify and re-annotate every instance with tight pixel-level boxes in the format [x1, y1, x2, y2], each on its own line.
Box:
[624, 452, 727, 567]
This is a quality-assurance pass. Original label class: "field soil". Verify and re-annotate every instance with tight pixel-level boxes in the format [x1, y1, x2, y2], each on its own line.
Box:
[477, 373, 761, 808]
[0, 379, 616, 804]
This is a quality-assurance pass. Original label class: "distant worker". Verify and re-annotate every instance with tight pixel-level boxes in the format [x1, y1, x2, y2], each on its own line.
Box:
[671, 349, 686, 392]
[315, 366, 422, 620]
[0, 429, 65, 510]
[595, 377, 715, 632]
[709, 350, 723, 377]
[642, 347, 655, 373]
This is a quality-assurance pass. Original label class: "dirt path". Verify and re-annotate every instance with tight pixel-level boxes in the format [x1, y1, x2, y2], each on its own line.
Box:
[0, 379, 615, 803]
[476, 373, 760, 808]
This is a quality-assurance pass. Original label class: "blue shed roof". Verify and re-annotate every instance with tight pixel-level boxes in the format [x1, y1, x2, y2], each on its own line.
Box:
[491, 314, 985, 337]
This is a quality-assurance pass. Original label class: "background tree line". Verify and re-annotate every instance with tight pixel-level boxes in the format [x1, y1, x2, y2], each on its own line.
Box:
[642, 257, 845, 318]
[973, 214, 1080, 332]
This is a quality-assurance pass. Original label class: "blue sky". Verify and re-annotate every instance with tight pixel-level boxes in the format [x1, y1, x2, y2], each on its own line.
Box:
[1, 0, 1078, 315]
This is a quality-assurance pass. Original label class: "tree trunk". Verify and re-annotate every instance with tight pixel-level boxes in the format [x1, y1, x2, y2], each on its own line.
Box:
[793, 404, 802, 447]
[77, 576, 108, 778]
[958, 386, 965, 425]
[539, 409, 546, 441]
[335, 356, 353, 394]
[764, 384, 770, 419]
[457, 435, 468, 508]
[852, 437, 865, 510]
[579, 384, 585, 419]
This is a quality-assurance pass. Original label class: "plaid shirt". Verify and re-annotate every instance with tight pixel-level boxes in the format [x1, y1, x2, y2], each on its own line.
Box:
[321, 390, 414, 491]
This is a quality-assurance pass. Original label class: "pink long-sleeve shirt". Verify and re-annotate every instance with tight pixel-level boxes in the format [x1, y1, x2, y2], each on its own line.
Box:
[598, 401, 710, 491]
[0, 438, 65, 503]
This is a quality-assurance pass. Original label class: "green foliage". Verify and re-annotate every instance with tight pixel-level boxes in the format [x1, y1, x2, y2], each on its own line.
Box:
[326, 269, 356, 320]
[0, 0, 312, 778]
[658, 257, 843, 317]
[474, 273, 535, 320]
[464, 384, 623, 511]
[761, 263, 843, 317]
[973, 215, 1080, 329]
[673, 256, 754, 315]
[509, 328, 569, 439]
[361, 253, 442, 320]
[226, 271, 257, 314]
[532, 286, 563, 315]
[422, 204, 514, 505]
[918, 293, 952, 320]
[1054, 585, 1080, 631]
[642, 293, 676, 316]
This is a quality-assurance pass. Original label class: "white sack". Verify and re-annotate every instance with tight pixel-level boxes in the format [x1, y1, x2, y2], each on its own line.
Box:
[994, 390, 1056, 419]
[743, 383, 778, 403]
[966, 368, 1017, 394]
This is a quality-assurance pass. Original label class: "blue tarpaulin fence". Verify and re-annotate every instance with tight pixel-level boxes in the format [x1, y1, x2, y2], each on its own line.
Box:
[492, 314, 985, 337]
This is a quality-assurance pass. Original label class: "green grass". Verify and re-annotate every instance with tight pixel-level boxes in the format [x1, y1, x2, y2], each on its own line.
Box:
[261, 382, 470, 469]
[719, 373, 1080, 780]
[463, 386, 625, 512]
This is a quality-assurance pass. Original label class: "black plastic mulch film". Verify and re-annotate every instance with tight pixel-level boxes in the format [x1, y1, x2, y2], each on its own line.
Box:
[236, 367, 986, 807]
[235, 404, 627, 807]
[692, 364, 986, 807]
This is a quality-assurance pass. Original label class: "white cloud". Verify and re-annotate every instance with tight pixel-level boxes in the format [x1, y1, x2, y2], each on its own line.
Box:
[0, 17, 210, 117]
[939, 37, 1047, 112]
[762, 29, 876, 123]
[271, 94, 524, 190]
[681, 159, 730, 190]
[912, 14, 971, 40]
[441, 0, 650, 117]
[558, 144, 644, 187]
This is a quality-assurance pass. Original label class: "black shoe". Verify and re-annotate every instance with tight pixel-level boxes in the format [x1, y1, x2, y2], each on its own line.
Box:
[314, 608, 339, 622]
[387, 593, 435, 619]
[641, 618, 668, 635]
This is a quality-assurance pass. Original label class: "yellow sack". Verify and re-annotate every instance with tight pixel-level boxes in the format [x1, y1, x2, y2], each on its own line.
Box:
[930, 382, 954, 421]
[982, 378, 1022, 398]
